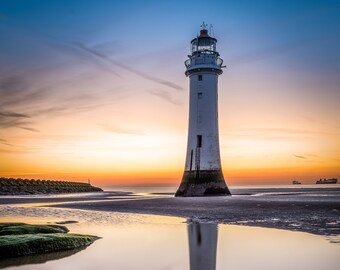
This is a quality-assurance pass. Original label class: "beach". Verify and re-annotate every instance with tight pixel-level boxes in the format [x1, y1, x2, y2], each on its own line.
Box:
[1, 185, 340, 269]
[1, 185, 339, 236]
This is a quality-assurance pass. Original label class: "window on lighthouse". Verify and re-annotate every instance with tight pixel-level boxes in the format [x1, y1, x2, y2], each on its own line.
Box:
[198, 92, 203, 99]
[197, 135, 202, 148]
[198, 75, 203, 81]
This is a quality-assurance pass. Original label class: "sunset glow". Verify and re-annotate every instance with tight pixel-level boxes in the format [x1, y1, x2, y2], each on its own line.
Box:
[1, 0, 339, 186]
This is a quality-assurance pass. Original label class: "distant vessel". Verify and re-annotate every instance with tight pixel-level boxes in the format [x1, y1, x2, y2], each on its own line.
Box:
[316, 178, 338, 184]
[292, 180, 301, 185]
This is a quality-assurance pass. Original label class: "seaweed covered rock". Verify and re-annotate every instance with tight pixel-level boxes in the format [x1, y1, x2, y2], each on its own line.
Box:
[0, 223, 69, 235]
[0, 233, 99, 258]
[0, 223, 99, 259]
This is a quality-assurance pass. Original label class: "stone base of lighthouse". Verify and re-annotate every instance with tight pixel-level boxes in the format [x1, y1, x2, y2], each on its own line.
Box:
[175, 170, 231, 197]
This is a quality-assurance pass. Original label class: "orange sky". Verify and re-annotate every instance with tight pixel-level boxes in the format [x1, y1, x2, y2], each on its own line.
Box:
[1, 67, 339, 186]
[1, 1, 340, 187]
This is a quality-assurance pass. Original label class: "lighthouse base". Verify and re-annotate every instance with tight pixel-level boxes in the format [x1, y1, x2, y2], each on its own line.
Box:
[175, 170, 231, 197]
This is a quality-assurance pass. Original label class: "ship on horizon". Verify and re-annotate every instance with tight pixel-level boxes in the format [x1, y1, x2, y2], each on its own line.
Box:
[316, 178, 338, 184]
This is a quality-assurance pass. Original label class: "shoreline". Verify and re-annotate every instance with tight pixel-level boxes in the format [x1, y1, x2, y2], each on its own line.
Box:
[1, 187, 339, 237]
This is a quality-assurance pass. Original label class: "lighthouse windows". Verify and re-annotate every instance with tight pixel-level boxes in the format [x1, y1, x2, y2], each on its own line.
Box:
[198, 75, 203, 81]
[198, 92, 203, 99]
[197, 135, 202, 148]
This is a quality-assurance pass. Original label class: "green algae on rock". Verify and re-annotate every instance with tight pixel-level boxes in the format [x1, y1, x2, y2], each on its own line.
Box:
[0, 223, 99, 259]
[0, 223, 69, 235]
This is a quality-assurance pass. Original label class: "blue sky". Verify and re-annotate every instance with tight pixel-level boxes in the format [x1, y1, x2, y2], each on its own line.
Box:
[2, 0, 340, 69]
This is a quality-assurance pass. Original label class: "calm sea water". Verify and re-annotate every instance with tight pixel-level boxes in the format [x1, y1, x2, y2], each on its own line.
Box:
[1, 186, 340, 270]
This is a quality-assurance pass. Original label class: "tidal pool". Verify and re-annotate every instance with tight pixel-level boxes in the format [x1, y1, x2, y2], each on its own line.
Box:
[0, 204, 339, 270]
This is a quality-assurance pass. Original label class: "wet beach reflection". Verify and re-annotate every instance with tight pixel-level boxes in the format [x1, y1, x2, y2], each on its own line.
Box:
[0, 247, 86, 269]
[188, 221, 218, 270]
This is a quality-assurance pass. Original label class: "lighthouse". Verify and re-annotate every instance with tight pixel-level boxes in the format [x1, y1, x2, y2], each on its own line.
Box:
[175, 24, 231, 197]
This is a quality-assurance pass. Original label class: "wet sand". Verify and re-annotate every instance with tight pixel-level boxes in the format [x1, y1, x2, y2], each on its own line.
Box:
[1, 186, 339, 236]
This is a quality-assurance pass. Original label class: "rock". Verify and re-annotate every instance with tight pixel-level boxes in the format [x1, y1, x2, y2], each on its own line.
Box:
[0, 223, 99, 259]
[0, 233, 99, 258]
[54, 221, 78, 225]
[0, 223, 69, 235]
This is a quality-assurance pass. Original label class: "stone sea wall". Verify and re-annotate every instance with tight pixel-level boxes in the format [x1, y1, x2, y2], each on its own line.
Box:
[0, 178, 103, 195]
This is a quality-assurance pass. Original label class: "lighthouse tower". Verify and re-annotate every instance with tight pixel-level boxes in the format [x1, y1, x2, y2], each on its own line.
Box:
[175, 24, 231, 197]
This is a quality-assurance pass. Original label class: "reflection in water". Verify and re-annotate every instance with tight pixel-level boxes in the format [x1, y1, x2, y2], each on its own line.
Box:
[0, 246, 86, 269]
[188, 221, 218, 270]
[1, 206, 340, 270]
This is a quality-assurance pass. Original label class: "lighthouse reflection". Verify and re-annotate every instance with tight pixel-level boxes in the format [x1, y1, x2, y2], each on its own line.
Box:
[187, 221, 218, 270]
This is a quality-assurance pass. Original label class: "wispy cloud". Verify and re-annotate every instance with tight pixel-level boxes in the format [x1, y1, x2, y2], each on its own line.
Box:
[0, 111, 30, 118]
[0, 14, 184, 139]
[69, 42, 183, 91]
[100, 123, 145, 135]
[148, 89, 183, 106]
[0, 148, 39, 154]
[19, 126, 40, 133]
[0, 71, 115, 132]
[294, 154, 307, 159]
[44, 37, 184, 91]
[0, 109, 38, 132]
[0, 138, 13, 146]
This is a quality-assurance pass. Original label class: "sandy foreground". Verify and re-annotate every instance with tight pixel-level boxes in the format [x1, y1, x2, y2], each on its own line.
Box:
[0, 187, 339, 236]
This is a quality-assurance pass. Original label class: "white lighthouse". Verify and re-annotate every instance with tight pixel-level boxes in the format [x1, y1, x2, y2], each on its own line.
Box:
[175, 24, 231, 197]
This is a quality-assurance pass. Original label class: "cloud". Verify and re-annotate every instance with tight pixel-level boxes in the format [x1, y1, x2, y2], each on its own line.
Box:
[148, 89, 183, 106]
[0, 75, 54, 109]
[0, 76, 27, 97]
[294, 154, 307, 159]
[45, 41, 121, 77]
[0, 109, 38, 132]
[0, 111, 30, 118]
[19, 126, 40, 132]
[0, 71, 116, 132]
[0, 138, 13, 146]
[0, 16, 184, 139]
[0, 18, 185, 141]
[69, 42, 183, 91]
[0, 148, 38, 154]
[100, 124, 145, 135]
[41, 37, 184, 91]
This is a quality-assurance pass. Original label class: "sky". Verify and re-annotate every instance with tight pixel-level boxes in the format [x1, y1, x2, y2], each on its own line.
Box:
[0, 0, 340, 186]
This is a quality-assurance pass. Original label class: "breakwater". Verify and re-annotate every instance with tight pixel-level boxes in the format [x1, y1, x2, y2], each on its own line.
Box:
[0, 178, 103, 195]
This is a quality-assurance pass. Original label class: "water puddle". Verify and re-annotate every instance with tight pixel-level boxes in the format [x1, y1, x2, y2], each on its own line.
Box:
[1, 206, 340, 270]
